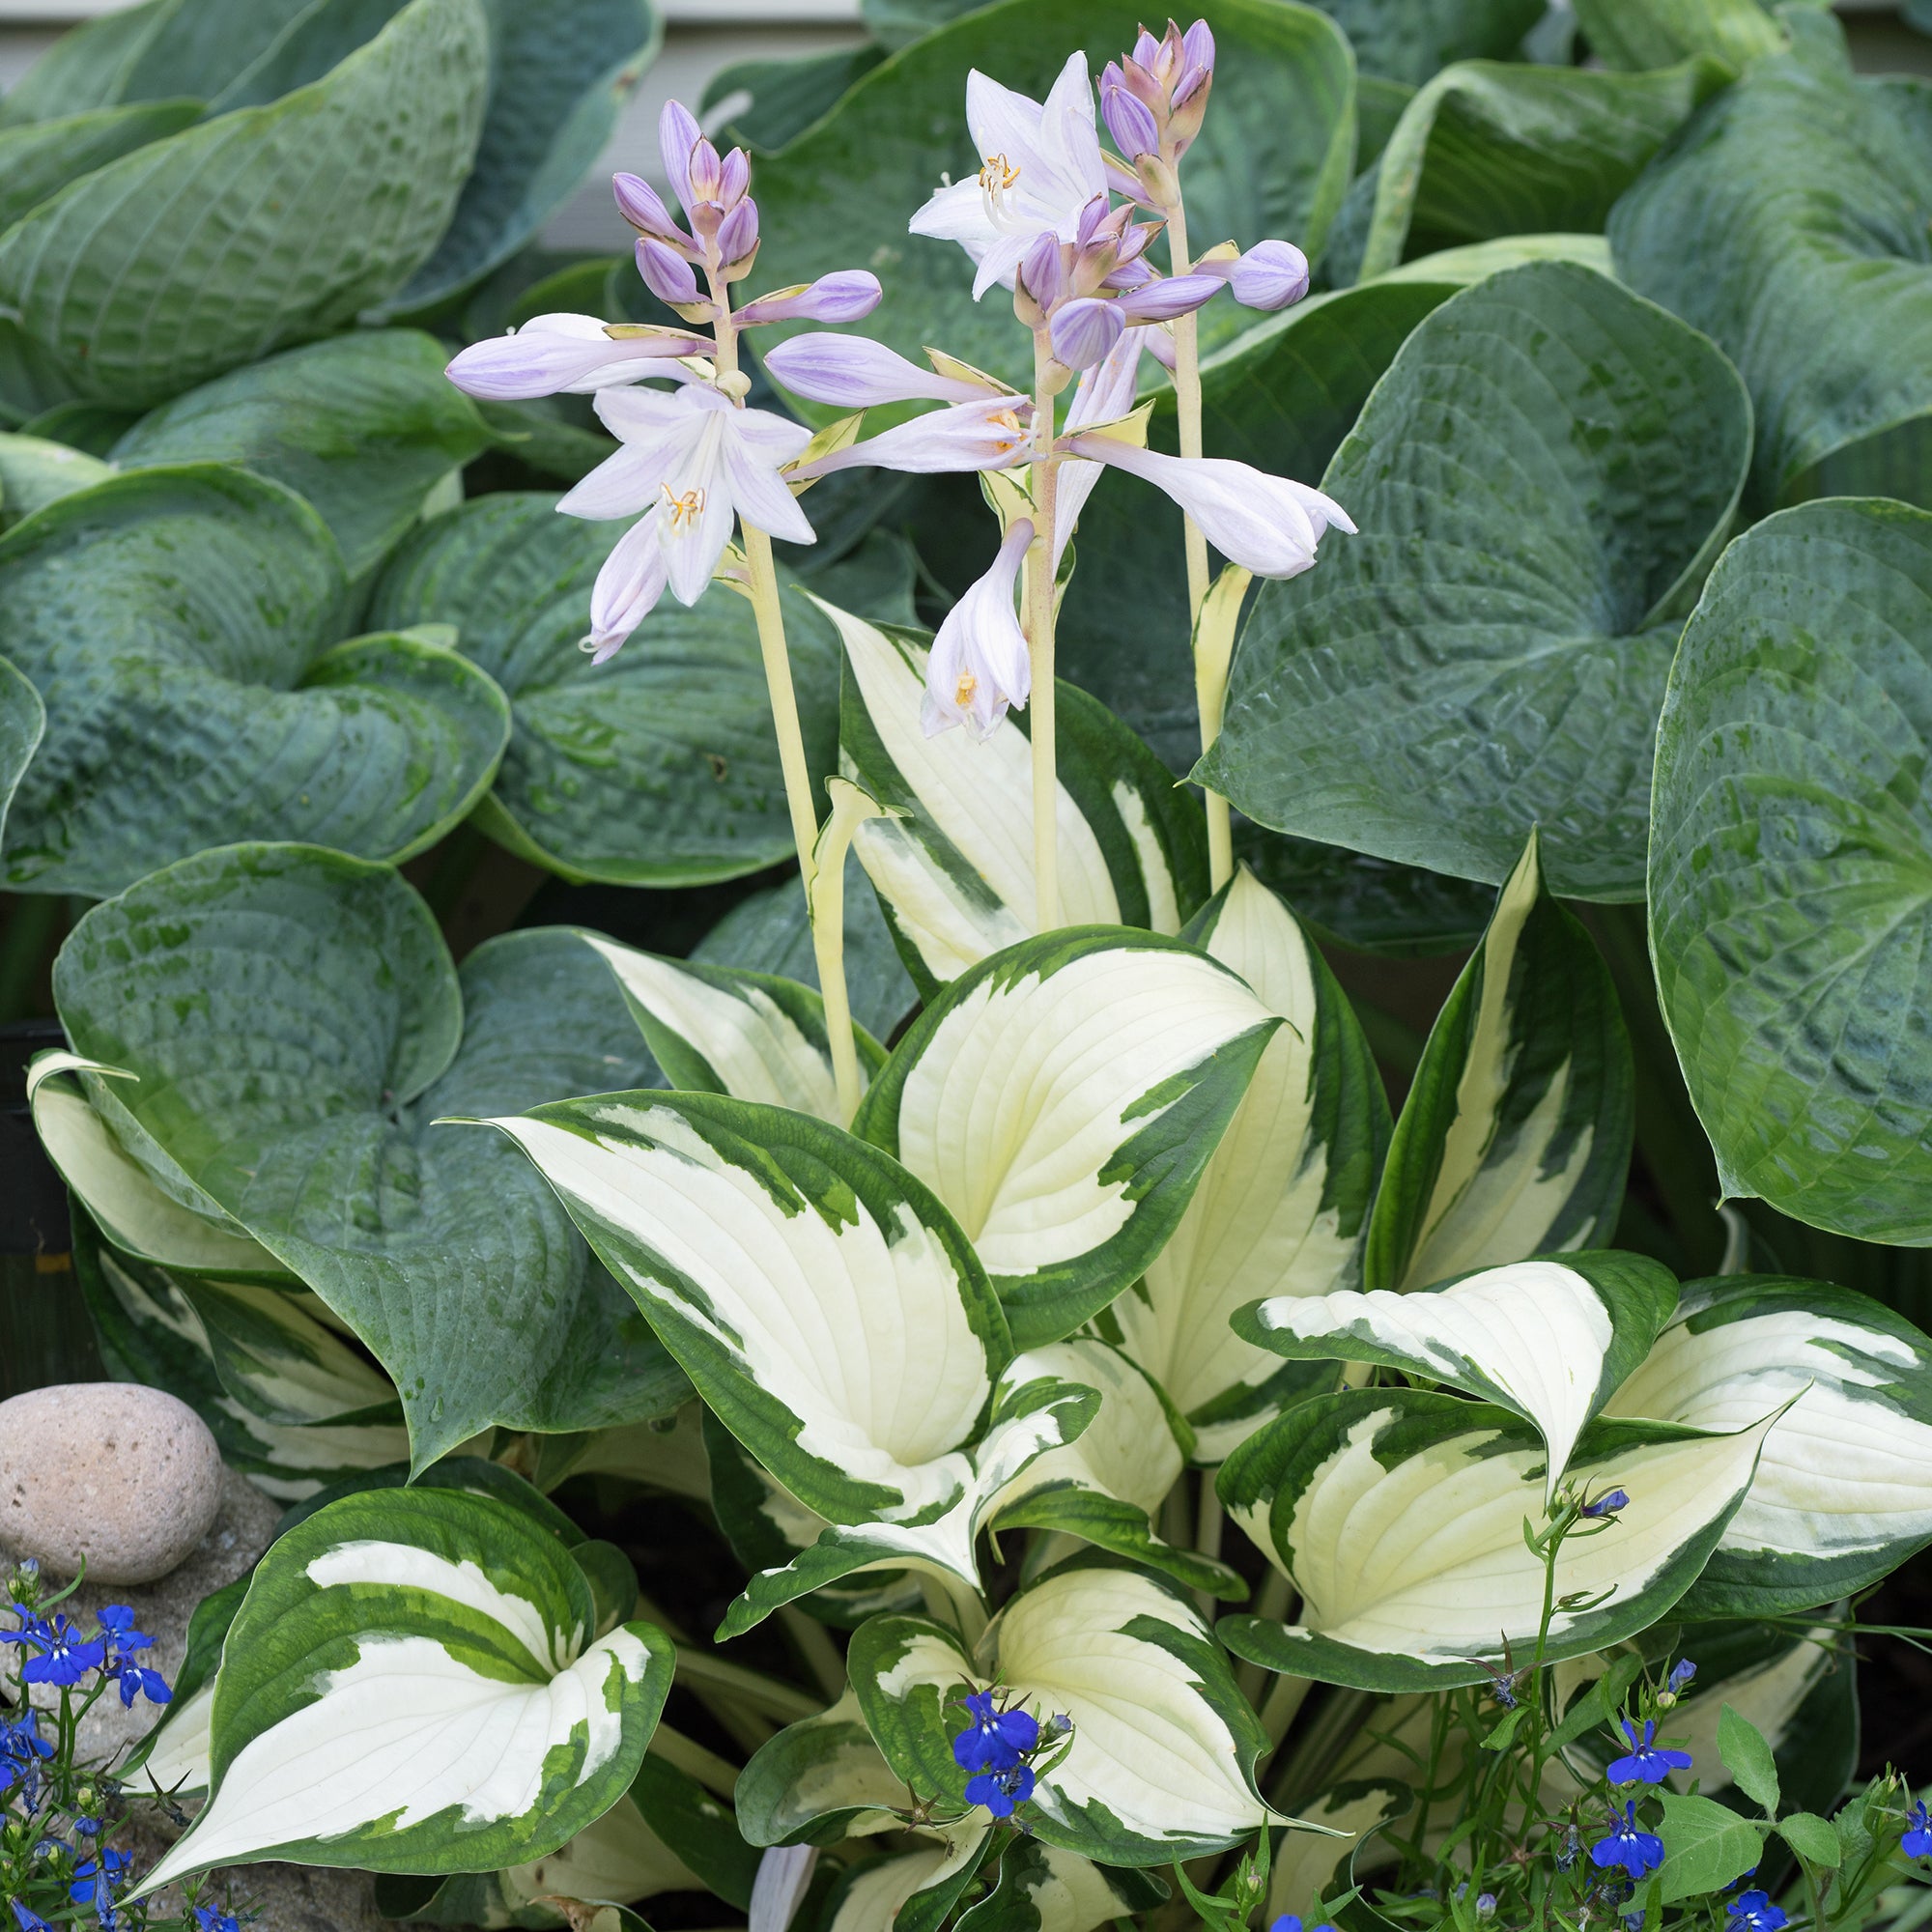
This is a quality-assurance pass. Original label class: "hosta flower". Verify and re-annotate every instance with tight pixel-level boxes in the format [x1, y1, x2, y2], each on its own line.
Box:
[1062, 432, 1353, 577]
[764, 333, 996, 408]
[922, 519, 1034, 739]
[909, 52, 1109, 298]
[1590, 1801, 1664, 1879]
[798, 393, 1035, 480]
[1196, 237, 1311, 312]
[952, 1688, 1040, 1771]
[1605, 1717, 1691, 1787]
[1052, 322, 1153, 562]
[443, 312, 707, 399]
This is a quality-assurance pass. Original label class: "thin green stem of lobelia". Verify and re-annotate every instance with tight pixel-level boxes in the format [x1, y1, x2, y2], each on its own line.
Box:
[1163, 193, 1235, 891]
[1026, 332, 1065, 932]
[710, 285, 864, 1120]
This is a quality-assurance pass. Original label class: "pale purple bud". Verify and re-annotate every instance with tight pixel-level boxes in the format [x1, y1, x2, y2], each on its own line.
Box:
[1051, 297, 1124, 371]
[735, 271, 882, 327]
[637, 237, 701, 307]
[923, 518, 1034, 740]
[443, 312, 707, 401]
[612, 172, 690, 248]
[800, 395, 1033, 478]
[1018, 232, 1066, 311]
[719, 146, 751, 208]
[1179, 20, 1215, 96]
[1103, 255, 1155, 291]
[764, 333, 996, 407]
[659, 99, 703, 216]
[585, 508, 668, 663]
[1132, 29, 1161, 69]
[1119, 272, 1223, 322]
[1117, 222, 1161, 268]
[716, 197, 759, 266]
[688, 136, 725, 206]
[1102, 82, 1159, 159]
[1219, 239, 1310, 311]
[1075, 193, 1115, 250]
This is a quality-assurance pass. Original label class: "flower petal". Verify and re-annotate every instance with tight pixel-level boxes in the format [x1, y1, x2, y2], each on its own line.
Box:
[587, 510, 669, 662]
[765, 333, 994, 408]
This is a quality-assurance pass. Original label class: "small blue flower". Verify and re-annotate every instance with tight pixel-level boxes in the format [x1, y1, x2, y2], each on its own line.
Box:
[193, 1907, 242, 1932]
[1475, 1895, 1497, 1920]
[109, 1657, 171, 1709]
[12, 1903, 53, 1932]
[71, 1845, 130, 1928]
[1606, 1718, 1692, 1786]
[952, 1689, 1039, 1773]
[1903, 1800, 1932, 1859]
[1581, 1488, 1631, 1520]
[95, 1607, 153, 1657]
[18, 1615, 107, 1688]
[1666, 1659, 1697, 1694]
[1725, 1889, 1786, 1932]
[1591, 1801, 1664, 1878]
[0, 1708, 55, 1801]
[1269, 1918, 1335, 1932]
[964, 1761, 1036, 1817]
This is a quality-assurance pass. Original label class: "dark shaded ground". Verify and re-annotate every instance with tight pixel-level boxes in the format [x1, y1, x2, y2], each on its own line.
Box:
[1857, 1556, 1932, 1782]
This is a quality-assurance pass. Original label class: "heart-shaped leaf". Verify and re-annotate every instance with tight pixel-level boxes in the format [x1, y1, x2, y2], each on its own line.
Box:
[135, 1487, 673, 1890]
[1199, 259, 1752, 899]
[0, 0, 489, 408]
[857, 928, 1281, 1348]
[746, 0, 1354, 400]
[1355, 57, 1729, 280]
[1605, 1274, 1932, 1615]
[1216, 1389, 1779, 1691]
[113, 332, 490, 577]
[53, 843, 692, 1466]
[0, 98, 202, 230]
[1364, 833, 1634, 1291]
[736, 1687, 910, 1847]
[0, 466, 510, 894]
[1610, 16, 1932, 508]
[1649, 497, 1932, 1242]
[367, 493, 843, 887]
[1099, 868, 1387, 1461]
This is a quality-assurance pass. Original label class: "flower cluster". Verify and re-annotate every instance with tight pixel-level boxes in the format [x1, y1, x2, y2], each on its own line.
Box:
[949, 1688, 1068, 1819]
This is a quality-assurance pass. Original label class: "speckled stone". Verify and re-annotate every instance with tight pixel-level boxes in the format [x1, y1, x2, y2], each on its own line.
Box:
[0, 1382, 224, 1583]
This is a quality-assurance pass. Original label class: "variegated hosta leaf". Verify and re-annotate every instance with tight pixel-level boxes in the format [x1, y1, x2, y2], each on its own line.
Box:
[1101, 868, 1389, 1461]
[1266, 1782, 1411, 1922]
[987, 1338, 1245, 1599]
[857, 928, 1282, 1349]
[736, 1686, 911, 1848]
[848, 1561, 1278, 1866]
[1216, 1389, 1779, 1691]
[1364, 832, 1633, 1292]
[136, 1488, 674, 1893]
[827, 1822, 991, 1932]
[127, 1574, 250, 1800]
[1604, 1276, 1932, 1615]
[953, 1837, 1168, 1932]
[827, 601, 1208, 994]
[1236, 1252, 1679, 1504]
[478, 1089, 1097, 1623]
[581, 933, 885, 1125]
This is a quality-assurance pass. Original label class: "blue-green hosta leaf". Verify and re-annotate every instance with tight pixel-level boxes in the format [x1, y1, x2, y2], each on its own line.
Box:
[0, 466, 510, 895]
[366, 494, 842, 887]
[746, 0, 1353, 400]
[112, 332, 490, 578]
[1199, 260, 1752, 899]
[0, 651, 43, 854]
[53, 844, 691, 1465]
[1604, 1276, 1932, 1615]
[1238, 1253, 1678, 1504]
[0, 0, 489, 410]
[135, 1487, 673, 1891]
[71, 1209, 414, 1502]
[952, 1837, 1167, 1932]
[1100, 869, 1388, 1461]
[1610, 18, 1932, 509]
[826, 1823, 993, 1932]
[1573, 0, 1784, 71]
[0, 432, 114, 531]
[736, 1688, 911, 1848]
[1304, 0, 1542, 86]
[856, 928, 1280, 1348]
[1216, 1390, 1779, 1691]
[1354, 58, 1729, 281]
[1363, 833, 1634, 1292]
[0, 98, 203, 230]
[702, 43, 888, 154]
[0, 0, 180, 125]
[987, 1338, 1245, 1599]
[831, 605, 1207, 994]
[582, 936, 884, 1124]
[849, 1560, 1278, 1865]
[1648, 499, 1932, 1244]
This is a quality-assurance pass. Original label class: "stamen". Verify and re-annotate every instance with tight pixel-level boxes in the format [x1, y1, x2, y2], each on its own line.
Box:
[954, 671, 979, 706]
[660, 483, 707, 530]
[978, 153, 1020, 193]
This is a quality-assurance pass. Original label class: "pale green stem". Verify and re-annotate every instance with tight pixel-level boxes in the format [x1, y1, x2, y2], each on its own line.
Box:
[648, 1720, 742, 1800]
[803, 783, 868, 1124]
[1193, 1468, 1223, 1619]
[675, 1645, 823, 1722]
[1235, 1569, 1296, 1705]
[1026, 332, 1063, 931]
[1164, 193, 1234, 890]
[781, 1604, 848, 1702]
[1260, 1670, 1315, 1749]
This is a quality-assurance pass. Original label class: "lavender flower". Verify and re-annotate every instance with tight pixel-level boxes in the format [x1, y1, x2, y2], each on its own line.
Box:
[923, 520, 1034, 739]
[442, 312, 707, 400]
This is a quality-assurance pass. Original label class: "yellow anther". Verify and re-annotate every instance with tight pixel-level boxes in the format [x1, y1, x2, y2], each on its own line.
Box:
[954, 671, 979, 706]
[660, 484, 707, 530]
[978, 153, 1020, 193]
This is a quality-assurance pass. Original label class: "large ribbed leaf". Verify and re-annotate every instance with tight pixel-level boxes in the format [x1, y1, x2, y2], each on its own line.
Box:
[1200, 260, 1750, 898]
[1649, 499, 1932, 1242]
[135, 1488, 672, 1890]
[366, 494, 842, 886]
[0, 653, 43, 853]
[747, 0, 1354, 401]
[0, 432, 113, 531]
[1611, 15, 1932, 508]
[1304, 0, 1544, 86]
[0, 466, 509, 895]
[0, 0, 488, 408]
[1573, 0, 1784, 71]
[0, 99, 202, 229]
[113, 332, 490, 577]
[52, 845, 691, 1467]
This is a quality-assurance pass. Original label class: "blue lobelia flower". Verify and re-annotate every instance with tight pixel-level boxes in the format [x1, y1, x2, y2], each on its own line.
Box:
[1591, 1801, 1665, 1878]
[108, 1657, 171, 1710]
[1903, 1800, 1932, 1859]
[964, 1761, 1037, 1817]
[12, 1902, 54, 1932]
[71, 1845, 130, 1929]
[952, 1689, 1040, 1773]
[1269, 1918, 1336, 1932]
[193, 1906, 242, 1932]
[1666, 1659, 1697, 1694]
[0, 1707, 56, 1801]
[17, 1615, 107, 1688]
[1725, 1889, 1787, 1932]
[1606, 1718, 1692, 1786]
[95, 1607, 153, 1658]
[1581, 1488, 1631, 1520]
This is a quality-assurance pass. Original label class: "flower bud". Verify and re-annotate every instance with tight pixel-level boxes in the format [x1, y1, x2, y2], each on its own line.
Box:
[1017, 231, 1067, 315]
[716, 197, 760, 271]
[1220, 238, 1310, 311]
[1050, 296, 1124, 371]
[659, 99, 703, 216]
[734, 270, 882, 327]
[1101, 79, 1160, 159]
[765, 331, 994, 406]
[718, 145, 751, 208]
[1119, 271, 1223, 323]
[612, 172, 691, 249]
[637, 236, 702, 308]
[688, 135, 725, 206]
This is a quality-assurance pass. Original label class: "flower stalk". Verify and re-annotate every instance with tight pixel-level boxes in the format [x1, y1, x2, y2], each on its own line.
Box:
[1027, 334, 1065, 931]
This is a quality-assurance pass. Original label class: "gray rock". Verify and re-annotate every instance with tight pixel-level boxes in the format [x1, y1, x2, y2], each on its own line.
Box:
[0, 1382, 225, 1583]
